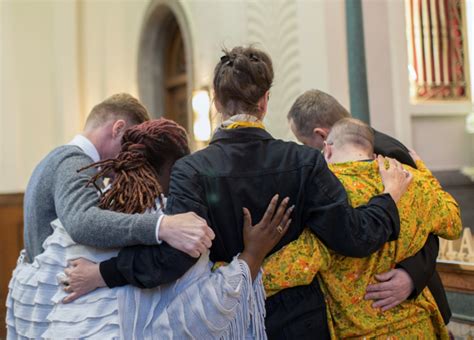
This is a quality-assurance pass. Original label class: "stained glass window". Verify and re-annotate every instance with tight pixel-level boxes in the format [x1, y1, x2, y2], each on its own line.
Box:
[405, 0, 469, 100]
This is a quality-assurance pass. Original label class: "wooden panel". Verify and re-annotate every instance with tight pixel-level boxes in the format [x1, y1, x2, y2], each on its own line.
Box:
[0, 193, 24, 338]
[437, 262, 474, 293]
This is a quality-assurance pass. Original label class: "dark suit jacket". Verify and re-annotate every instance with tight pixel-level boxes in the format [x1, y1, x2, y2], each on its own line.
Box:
[373, 129, 451, 324]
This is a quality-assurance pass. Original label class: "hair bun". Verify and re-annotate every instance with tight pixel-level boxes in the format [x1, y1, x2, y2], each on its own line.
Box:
[220, 54, 233, 66]
[249, 53, 259, 62]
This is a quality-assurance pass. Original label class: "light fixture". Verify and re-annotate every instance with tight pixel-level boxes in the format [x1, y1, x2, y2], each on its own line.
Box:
[192, 90, 212, 142]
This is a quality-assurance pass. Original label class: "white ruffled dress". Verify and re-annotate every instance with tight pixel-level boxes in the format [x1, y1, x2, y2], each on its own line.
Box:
[6, 211, 267, 339]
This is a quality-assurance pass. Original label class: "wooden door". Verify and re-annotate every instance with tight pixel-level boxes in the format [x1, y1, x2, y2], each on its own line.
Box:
[0, 193, 24, 338]
[164, 25, 188, 130]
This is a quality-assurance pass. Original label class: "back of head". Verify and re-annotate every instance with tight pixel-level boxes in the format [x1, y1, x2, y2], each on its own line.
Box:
[120, 118, 190, 171]
[327, 118, 374, 154]
[84, 93, 150, 130]
[288, 89, 350, 137]
[81, 118, 190, 214]
[213, 46, 274, 116]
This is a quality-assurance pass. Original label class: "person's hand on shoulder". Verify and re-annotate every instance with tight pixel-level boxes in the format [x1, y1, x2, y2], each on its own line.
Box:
[378, 155, 413, 203]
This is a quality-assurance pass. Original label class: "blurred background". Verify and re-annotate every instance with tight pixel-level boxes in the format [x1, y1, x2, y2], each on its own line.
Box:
[1, 0, 473, 337]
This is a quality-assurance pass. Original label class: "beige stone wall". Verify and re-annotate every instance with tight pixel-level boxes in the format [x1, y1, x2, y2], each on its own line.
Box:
[0, 0, 148, 192]
[1, 0, 472, 192]
[0, 0, 351, 193]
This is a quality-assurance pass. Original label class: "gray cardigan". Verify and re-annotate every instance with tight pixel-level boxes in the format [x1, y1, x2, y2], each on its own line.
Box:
[23, 145, 158, 260]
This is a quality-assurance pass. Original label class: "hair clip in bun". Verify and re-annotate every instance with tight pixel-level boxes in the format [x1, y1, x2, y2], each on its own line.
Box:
[249, 53, 259, 62]
[220, 55, 233, 66]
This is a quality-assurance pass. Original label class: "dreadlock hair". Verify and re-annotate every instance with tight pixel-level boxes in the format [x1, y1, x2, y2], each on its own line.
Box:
[78, 118, 190, 214]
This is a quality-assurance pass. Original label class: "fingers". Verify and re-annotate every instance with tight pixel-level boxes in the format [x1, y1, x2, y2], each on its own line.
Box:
[242, 208, 252, 230]
[280, 218, 292, 236]
[186, 248, 201, 258]
[68, 259, 80, 267]
[278, 205, 294, 230]
[366, 281, 392, 292]
[364, 289, 392, 301]
[184, 239, 207, 258]
[261, 194, 279, 225]
[64, 267, 73, 276]
[201, 236, 212, 249]
[374, 269, 397, 282]
[270, 197, 290, 227]
[205, 226, 216, 240]
[62, 292, 80, 304]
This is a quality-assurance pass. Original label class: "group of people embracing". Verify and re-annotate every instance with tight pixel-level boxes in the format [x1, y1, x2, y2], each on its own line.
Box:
[6, 46, 462, 339]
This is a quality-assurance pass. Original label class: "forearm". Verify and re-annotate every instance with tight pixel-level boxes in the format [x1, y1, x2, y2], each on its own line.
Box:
[311, 193, 399, 258]
[307, 160, 400, 258]
[100, 243, 197, 288]
[66, 207, 159, 248]
[54, 153, 159, 248]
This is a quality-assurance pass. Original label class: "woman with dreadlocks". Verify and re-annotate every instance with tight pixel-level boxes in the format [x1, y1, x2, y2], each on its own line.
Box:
[7, 118, 291, 339]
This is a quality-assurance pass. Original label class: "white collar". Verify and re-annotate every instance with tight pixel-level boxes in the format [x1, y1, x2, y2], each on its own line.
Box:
[68, 135, 100, 163]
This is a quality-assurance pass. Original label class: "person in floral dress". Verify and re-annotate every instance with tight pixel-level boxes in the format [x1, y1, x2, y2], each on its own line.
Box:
[263, 118, 462, 339]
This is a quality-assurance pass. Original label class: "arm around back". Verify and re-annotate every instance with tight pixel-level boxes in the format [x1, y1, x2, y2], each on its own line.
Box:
[99, 157, 206, 288]
[304, 154, 400, 258]
[53, 149, 159, 248]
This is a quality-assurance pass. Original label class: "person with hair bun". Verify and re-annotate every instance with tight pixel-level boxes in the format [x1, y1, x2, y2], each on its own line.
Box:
[8, 118, 290, 339]
[67, 47, 411, 339]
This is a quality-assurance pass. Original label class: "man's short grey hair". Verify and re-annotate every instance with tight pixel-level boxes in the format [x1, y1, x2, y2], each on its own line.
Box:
[287, 89, 351, 137]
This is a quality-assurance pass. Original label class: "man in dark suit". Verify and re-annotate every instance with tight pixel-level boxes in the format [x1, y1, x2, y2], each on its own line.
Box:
[287, 89, 451, 323]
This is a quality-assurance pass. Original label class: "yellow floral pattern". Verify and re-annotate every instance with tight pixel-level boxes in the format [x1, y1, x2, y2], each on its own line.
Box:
[263, 160, 462, 339]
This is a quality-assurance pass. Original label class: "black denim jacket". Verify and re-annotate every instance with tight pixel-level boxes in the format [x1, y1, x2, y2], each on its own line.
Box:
[100, 128, 399, 291]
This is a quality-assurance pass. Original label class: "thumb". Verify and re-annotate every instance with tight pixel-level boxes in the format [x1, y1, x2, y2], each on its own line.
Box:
[242, 208, 252, 229]
[375, 269, 396, 282]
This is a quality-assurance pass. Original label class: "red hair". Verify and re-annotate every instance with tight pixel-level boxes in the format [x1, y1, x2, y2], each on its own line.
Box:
[79, 118, 190, 214]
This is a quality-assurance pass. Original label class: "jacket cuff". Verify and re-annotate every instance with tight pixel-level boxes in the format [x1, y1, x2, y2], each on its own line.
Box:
[395, 261, 422, 299]
[99, 257, 128, 288]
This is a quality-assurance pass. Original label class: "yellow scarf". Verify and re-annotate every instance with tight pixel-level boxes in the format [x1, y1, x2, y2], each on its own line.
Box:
[222, 114, 265, 130]
[225, 121, 265, 129]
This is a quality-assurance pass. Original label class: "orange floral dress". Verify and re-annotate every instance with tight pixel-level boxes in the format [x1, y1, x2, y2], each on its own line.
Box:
[263, 160, 462, 339]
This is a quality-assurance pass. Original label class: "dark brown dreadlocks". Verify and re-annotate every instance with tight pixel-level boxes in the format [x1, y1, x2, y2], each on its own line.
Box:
[78, 118, 190, 214]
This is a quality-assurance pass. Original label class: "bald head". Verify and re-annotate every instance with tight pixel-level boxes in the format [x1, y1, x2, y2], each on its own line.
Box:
[324, 118, 374, 163]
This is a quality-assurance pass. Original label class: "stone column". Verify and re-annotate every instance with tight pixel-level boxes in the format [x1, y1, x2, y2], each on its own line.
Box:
[345, 0, 370, 124]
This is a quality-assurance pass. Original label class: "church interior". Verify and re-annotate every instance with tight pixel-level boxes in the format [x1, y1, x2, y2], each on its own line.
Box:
[1, 0, 473, 338]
